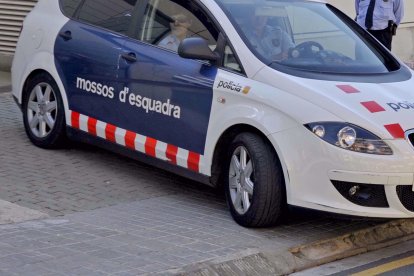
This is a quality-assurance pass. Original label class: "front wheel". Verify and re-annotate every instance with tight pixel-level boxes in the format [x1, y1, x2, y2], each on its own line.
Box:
[22, 72, 67, 148]
[225, 132, 285, 227]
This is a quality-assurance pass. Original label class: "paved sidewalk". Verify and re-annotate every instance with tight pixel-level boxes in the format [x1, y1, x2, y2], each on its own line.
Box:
[0, 71, 11, 93]
[0, 194, 379, 276]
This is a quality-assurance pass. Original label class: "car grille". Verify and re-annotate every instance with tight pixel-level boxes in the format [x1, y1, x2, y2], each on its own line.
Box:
[396, 185, 414, 212]
[332, 180, 389, 207]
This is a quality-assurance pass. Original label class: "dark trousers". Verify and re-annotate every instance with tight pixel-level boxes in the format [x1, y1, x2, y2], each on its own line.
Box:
[368, 28, 393, 50]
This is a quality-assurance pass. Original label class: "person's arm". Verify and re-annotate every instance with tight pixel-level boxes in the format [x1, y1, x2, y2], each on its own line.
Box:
[281, 31, 295, 50]
[355, 0, 359, 18]
[394, 0, 404, 25]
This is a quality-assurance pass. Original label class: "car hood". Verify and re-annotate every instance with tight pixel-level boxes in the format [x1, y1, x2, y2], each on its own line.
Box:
[255, 67, 414, 140]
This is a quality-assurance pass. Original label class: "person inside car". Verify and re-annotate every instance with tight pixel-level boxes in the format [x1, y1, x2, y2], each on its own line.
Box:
[158, 13, 192, 52]
[244, 11, 295, 61]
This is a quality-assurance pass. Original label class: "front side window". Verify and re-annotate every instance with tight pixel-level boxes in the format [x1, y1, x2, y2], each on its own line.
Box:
[78, 0, 137, 34]
[138, 0, 218, 53]
[60, 0, 83, 17]
[215, 0, 400, 74]
[224, 44, 242, 73]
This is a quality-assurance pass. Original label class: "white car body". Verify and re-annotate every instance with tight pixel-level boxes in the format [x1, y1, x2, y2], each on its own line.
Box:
[11, 0, 414, 225]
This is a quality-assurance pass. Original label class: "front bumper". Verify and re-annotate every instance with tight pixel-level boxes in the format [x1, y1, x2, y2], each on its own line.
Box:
[269, 125, 414, 218]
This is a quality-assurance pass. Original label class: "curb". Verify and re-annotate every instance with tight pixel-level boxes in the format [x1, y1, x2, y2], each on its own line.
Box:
[167, 218, 414, 275]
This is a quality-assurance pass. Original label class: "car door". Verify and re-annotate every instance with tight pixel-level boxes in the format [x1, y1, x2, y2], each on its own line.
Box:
[117, 0, 220, 169]
[54, 0, 138, 123]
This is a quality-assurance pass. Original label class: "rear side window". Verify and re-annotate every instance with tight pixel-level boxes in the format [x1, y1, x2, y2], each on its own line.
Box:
[60, 0, 82, 18]
[77, 0, 137, 34]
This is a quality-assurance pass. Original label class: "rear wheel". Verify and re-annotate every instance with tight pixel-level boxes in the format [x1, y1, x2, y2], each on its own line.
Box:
[225, 132, 285, 227]
[22, 72, 66, 148]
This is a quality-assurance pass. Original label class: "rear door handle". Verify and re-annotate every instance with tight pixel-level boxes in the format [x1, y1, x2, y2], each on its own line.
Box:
[121, 52, 137, 63]
[59, 31, 72, 41]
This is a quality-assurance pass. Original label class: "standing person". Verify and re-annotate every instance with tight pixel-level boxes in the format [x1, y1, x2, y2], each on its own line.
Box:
[355, 0, 404, 50]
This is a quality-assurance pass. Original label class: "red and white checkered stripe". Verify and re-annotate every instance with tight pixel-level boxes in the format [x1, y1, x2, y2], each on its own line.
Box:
[70, 111, 201, 172]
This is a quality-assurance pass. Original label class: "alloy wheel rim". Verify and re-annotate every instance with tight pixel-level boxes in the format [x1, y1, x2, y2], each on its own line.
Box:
[27, 83, 57, 138]
[229, 146, 254, 215]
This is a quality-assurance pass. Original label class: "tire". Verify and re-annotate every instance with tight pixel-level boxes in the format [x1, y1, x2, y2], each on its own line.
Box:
[225, 132, 285, 227]
[22, 72, 67, 149]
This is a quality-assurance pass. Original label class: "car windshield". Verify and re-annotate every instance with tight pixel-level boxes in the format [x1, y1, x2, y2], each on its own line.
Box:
[215, 0, 400, 74]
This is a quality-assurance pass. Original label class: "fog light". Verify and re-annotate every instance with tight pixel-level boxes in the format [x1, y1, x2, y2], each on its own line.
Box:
[349, 185, 360, 196]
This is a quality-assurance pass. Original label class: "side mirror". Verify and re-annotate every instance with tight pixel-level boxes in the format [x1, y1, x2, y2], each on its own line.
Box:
[178, 37, 220, 61]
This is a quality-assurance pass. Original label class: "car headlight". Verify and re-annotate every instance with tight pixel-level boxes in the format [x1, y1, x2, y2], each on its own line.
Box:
[305, 122, 393, 155]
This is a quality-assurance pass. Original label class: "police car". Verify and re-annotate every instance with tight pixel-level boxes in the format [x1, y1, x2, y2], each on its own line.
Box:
[11, 0, 414, 227]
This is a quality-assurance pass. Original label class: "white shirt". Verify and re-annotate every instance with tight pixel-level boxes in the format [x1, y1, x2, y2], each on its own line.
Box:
[158, 34, 180, 52]
[355, 0, 404, 30]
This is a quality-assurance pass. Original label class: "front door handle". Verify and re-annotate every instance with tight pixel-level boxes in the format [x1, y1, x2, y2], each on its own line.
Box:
[59, 31, 72, 41]
[121, 52, 137, 63]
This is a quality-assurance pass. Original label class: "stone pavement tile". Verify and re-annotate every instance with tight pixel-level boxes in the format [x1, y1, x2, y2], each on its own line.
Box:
[61, 231, 99, 242]
[113, 268, 146, 276]
[182, 241, 224, 253]
[83, 259, 136, 274]
[63, 267, 110, 276]
[37, 254, 102, 274]
[175, 230, 221, 240]
[0, 243, 19, 257]
[112, 254, 153, 267]
[134, 239, 177, 251]
[36, 246, 80, 259]
[3, 239, 51, 251]
[147, 223, 203, 234]
[129, 229, 171, 239]
[138, 262, 178, 273]
[113, 244, 155, 257]
[66, 242, 106, 253]
[0, 253, 48, 270]
[161, 246, 206, 258]
[87, 248, 128, 260]
[1, 263, 61, 276]
[157, 234, 197, 245]
[35, 235, 77, 247]
[107, 233, 148, 244]
[0, 269, 15, 276]
[182, 252, 218, 263]
[141, 252, 189, 267]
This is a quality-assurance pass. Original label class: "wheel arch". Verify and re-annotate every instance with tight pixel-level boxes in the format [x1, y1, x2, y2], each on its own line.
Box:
[22, 69, 50, 98]
[18, 62, 70, 125]
[210, 123, 287, 190]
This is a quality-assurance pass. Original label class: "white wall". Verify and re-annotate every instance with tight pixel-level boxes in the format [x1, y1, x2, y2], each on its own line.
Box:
[327, 0, 414, 61]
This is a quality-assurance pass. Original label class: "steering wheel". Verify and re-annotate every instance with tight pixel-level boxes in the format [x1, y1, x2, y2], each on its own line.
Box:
[290, 41, 324, 59]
